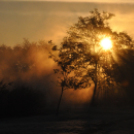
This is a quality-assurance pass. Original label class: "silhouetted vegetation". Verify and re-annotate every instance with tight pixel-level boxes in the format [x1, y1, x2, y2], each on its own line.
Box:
[1, 9, 134, 119]
[0, 82, 45, 117]
[52, 9, 134, 108]
[0, 39, 58, 117]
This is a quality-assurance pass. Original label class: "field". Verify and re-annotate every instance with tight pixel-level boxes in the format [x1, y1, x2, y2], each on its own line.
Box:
[0, 107, 134, 134]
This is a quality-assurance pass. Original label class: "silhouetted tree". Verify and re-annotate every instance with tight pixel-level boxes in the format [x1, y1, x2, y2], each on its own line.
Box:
[51, 43, 87, 115]
[52, 9, 134, 106]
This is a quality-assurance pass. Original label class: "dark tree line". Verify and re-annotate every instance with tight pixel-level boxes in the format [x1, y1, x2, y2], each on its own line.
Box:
[0, 82, 45, 117]
[0, 40, 56, 117]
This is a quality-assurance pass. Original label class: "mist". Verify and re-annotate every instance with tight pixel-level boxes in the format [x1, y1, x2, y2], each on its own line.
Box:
[0, 39, 93, 116]
[0, 2, 134, 116]
[1, 2, 134, 134]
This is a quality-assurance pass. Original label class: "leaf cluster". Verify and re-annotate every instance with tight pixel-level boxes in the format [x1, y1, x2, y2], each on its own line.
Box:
[51, 9, 134, 95]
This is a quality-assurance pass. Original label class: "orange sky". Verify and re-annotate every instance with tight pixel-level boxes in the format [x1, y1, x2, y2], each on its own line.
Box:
[2, 0, 134, 2]
[0, 1, 134, 46]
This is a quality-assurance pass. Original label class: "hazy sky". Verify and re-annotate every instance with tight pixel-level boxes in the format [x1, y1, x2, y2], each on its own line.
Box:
[0, 1, 134, 46]
[2, 0, 134, 2]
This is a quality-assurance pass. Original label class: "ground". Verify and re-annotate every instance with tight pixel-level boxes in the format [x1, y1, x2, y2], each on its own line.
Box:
[0, 106, 134, 134]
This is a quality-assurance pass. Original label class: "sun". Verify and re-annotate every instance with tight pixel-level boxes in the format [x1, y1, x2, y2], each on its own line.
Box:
[100, 37, 112, 50]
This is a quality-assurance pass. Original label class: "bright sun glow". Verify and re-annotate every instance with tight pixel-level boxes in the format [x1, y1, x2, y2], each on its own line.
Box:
[100, 37, 112, 50]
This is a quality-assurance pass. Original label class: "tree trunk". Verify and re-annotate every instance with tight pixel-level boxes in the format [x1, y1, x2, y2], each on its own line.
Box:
[56, 86, 64, 115]
[90, 61, 98, 106]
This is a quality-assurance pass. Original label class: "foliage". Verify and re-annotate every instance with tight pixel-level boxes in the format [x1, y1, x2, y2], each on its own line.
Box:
[52, 9, 134, 104]
[0, 82, 46, 117]
[0, 40, 57, 117]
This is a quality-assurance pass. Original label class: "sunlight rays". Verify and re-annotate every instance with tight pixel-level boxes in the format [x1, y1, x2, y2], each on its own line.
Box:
[100, 37, 112, 50]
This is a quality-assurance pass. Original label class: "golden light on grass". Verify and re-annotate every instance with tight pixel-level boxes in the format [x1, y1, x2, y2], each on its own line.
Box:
[100, 37, 112, 50]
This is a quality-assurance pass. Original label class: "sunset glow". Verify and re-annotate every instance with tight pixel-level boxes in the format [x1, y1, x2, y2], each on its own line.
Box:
[100, 37, 112, 50]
